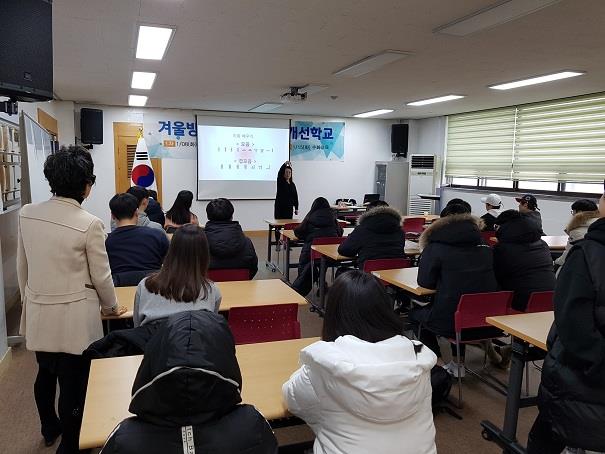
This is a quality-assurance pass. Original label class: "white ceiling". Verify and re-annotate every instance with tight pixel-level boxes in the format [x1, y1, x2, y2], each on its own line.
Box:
[52, 0, 605, 119]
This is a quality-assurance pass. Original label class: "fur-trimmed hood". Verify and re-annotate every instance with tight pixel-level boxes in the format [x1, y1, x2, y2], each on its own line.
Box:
[419, 214, 484, 249]
[566, 210, 600, 234]
[357, 206, 402, 234]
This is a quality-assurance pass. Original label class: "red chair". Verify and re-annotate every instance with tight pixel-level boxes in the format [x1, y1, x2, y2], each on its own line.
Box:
[509, 290, 554, 314]
[337, 220, 348, 229]
[363, 258, 412, 278]
[310, 236, 347, 293]
[403, 217, 426, 240]
[448, 291, 513, 407]
[228, 303, 301, 344]
[208, 268, 250, 282]
[283, 223, 300, 231]
[481, 231, 498, 247]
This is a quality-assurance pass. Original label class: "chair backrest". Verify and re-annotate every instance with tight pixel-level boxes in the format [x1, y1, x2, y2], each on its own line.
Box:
[112, 269, 157, 287]
[403, 217, 426, 234]
[207, 268, 250, 282]
[283, 223, 300, 230]
[363, 193, 380, 204]
[363, 258, 412, 273]
[337, 220, 348, 228]
[228, 303, 301, 344]
[481, 231, 498, 247]
[525, 291, 554, 313]
[336, 198, 357, 205]
[454, 291, 514, 332]
[310, 236, 346, 261]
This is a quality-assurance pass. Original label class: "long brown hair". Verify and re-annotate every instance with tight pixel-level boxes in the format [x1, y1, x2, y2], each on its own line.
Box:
[145, 224, 211, 302]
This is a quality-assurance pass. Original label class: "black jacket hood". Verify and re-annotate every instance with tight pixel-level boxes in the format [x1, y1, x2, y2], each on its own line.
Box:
[129, 311, 242, 427]
[306, 207, 339, 228]
[357, 206, 402, 234]
[496, 215, 542, 244]
[420, 214, 484, 249]
[204, 221, 248, 258]
[585, 217, 605, 245]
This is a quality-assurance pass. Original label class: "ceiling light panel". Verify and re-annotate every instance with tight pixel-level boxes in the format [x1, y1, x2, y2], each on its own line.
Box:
[434, 0, 562, 36]
[128, 95, 148, 106]
[407, 95, 464, 106]
[136, 25, 174, 60]
[488, 71, 585, 90]
[301, 84, 330, 95]
[353, 109, 394, 118]
[248, 103, 283, 113]
[333, 51, 411, 78]
[131, 71, 157, 90]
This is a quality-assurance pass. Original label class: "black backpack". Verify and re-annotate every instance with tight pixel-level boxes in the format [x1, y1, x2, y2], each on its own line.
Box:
[430, 365, 452, 406]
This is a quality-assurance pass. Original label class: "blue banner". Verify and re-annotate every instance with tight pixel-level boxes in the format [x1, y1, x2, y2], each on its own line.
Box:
[290, 121, 345, 161]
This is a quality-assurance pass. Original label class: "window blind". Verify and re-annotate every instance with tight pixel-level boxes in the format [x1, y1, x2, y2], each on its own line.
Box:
[445, 107, 516, 179]
[513, 93, 605, 182]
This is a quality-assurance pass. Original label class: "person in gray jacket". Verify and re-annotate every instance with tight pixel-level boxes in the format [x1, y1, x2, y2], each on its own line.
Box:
[110, 185, 164, 232]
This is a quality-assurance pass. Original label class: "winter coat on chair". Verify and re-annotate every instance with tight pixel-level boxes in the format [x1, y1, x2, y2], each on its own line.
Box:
[416, 214, 499, 336]
[337, 206, 405, 269]
[204, 220, 259, 279]
[554, 210, 600, 274]
[100, 310, 278, 454]
[537, 217, 605, 452]
[493, 215, 555, 312]
[283, 335, 438, 454]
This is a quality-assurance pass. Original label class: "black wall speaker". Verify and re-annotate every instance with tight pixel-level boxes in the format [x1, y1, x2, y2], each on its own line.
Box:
[80, 108, 103, 145]
[0, 0, 53, 101]
[391, 123, 409, 157]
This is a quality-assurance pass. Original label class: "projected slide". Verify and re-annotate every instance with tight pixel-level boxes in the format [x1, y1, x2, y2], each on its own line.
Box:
[196, 116, 290, 200]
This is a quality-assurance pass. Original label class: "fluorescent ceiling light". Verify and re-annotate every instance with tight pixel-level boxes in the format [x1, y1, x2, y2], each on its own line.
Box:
[301, 84, 329, 95]
[434, 0, 562, 36]
[333, 50, 411, 78]
[249, 103, 283, 113]
[136, 25, 174, 60]
[128, 95, 148, 106]
[131, 71, 157, 90]
[489, 71, 585, 90]
[407, 95, 464, 106]
[353, 109, 394, 118]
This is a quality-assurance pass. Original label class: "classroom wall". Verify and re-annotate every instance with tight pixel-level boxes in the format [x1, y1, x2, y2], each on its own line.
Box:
[75, 104, 394, 230]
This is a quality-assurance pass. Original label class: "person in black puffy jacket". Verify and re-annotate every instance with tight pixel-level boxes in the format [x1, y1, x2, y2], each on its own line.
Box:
[493, 210, 555, 312]
[204, 198, 258, 279]
[337, 201, 405, 270]
[527, 196, 605, 453]
[291, 197, 342, 296]
[100, 310, 278, 454]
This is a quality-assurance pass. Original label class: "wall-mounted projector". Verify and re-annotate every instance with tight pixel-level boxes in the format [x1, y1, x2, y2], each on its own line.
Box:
[280, 87, 307, 103]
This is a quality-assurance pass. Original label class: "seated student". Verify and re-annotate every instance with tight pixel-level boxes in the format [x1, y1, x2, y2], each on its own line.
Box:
[337, 200, 405, 270]
[283, 270, 437, 454]
[291, 197, 343, 296]
[554, 198, 599, 273]
[145, 189, 165, 226]
[409, 205, 500, 375]
[444, 198, 472, 214]
[527, 193, 605, 454]
[204, 198, 258, 279]
[106, 193, 169, 284]
[516, 194, 545, 235]
[134, 224, 221, 327]
[100, 310, 278, 454]
[110, 186, 164, 232]
[440, 199, 471, 217]
[165, 190, 199, 232]
[493, 210, 555, 312]
[480, 193, 503, 231]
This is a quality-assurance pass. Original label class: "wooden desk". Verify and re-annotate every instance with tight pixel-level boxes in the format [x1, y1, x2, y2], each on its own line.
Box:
[80, 337, 319, 449]
[402, 214, 440, 223]
[371, 267, 435, 296]
[105, 279, 307, 320]
[264, 218, 301, 271]
[481, 311, 553, 451]
[281, 227, 354, 242]
[330, 205, 367, 211]
[541, 235, 567, 251]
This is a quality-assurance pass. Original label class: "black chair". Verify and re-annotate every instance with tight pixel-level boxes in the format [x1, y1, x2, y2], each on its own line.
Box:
[335, 198, 357, 205]
[362, 193, 380, 204]
[112, 269, 158, 287]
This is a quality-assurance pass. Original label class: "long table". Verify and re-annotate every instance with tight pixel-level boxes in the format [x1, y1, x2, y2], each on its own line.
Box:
[79, 337, 319, 449]
[264, 218, 301, 271]
[371, 267, 435, 296]
[481, 311, 553, 453]
[104, 279, 307, 320]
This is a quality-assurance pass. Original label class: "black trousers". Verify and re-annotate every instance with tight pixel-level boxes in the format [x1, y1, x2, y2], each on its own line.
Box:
[34, 352, 91, 453]
[527, 409, 566, 454]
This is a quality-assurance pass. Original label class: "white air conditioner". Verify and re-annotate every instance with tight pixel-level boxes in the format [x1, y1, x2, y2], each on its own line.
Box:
[407, 154, 438, 215]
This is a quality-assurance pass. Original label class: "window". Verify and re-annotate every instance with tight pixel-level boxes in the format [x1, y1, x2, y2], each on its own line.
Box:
[564, 182, 603, 195]
[517, 180, 558, 192]
[481, 179, 514, 189]
[451, 177, 478, 186]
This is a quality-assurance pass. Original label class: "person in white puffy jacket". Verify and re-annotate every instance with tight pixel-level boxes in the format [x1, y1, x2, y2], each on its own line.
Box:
[283, 270, 437, 454]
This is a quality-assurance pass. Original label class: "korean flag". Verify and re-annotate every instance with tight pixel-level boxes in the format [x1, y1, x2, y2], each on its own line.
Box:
[131, 132, 157, 190]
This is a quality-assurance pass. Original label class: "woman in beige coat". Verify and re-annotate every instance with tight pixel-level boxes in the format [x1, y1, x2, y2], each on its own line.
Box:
[17, 146, 125, 453]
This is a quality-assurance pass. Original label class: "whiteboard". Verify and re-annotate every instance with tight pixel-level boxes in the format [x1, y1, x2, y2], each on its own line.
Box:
[19, 112, 54, 204]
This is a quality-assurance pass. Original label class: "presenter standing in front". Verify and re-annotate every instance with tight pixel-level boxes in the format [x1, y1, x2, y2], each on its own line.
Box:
[17, 146, 125, 453]
[274, 161, 299, 219]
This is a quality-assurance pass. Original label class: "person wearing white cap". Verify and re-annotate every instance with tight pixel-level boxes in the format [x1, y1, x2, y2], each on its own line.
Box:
[480, 193, 503, 231]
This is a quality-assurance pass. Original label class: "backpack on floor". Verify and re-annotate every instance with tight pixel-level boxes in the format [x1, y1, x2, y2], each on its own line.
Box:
[430, 365, 452, 406]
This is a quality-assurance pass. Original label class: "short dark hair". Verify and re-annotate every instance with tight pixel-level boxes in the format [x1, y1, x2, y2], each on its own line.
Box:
[109, 193, 139, 220]
[495, 209, 522, 226]
[145, 224, 211, 302]
[440, 203, 471, 217]
[148, 189, 158, 200]
[367, 200, 389, 210]
[322, 270, 403, 343]
[43, 145, 95, 203]
[206, 198, 234, 221]
[446, 198, 472, 213]
[126, 186, 149, 206]
[571, 199, 598, 213]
